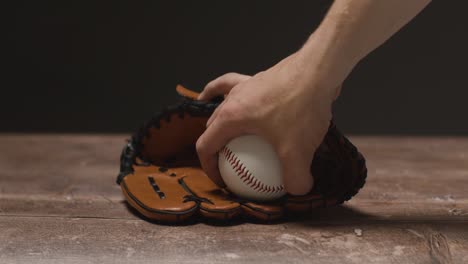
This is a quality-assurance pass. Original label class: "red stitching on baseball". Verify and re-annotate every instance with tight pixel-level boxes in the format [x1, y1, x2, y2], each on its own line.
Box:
[220, 146, 284, 194]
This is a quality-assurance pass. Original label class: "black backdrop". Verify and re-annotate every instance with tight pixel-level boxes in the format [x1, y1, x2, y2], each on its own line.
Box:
[3, 1, 467, 134]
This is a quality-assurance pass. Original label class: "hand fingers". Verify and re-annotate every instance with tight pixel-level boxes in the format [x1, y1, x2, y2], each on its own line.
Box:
[198, 73, 251, 101]
[276, 119, 330, 195]
[196, 117, 244, 187]
[206, 103, 221, 128]
[277, 148, 315, 196]
[206, 99, 228, 128]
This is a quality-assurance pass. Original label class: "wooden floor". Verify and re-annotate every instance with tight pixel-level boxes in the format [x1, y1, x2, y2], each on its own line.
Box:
[0, 135, 467, 264]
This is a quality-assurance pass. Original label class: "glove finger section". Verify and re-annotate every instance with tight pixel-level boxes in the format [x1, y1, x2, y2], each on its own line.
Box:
[239, 202, 284, 221]
[120, 164, 198, 222]
[181, 169, 242, 220]
[285, 194, 327, 212]
[141, 114, 208, 166]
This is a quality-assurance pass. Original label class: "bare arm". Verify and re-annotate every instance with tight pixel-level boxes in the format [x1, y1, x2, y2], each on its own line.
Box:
[197, 0, 431, 195]
[299, 0, 432, 91]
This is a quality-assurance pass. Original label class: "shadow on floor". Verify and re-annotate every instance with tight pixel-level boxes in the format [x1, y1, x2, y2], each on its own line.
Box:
[122, 200, 379, 227]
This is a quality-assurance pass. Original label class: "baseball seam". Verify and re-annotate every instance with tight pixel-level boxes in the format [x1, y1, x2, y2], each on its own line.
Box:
[220, 146, 285, 194]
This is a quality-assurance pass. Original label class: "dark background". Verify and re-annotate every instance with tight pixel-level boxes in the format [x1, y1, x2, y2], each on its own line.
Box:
[3, 0, 467, 134]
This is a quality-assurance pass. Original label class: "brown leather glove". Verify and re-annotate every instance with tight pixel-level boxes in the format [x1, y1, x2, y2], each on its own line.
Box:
[116, 85, 367, 223]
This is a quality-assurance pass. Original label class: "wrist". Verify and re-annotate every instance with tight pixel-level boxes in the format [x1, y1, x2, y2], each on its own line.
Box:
[289, 39, 352, 102]
[300, 32, 358, 83]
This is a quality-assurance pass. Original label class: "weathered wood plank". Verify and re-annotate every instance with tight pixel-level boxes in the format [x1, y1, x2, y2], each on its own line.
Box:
[0, 216, 467, 264]
[1, 197, 467, 224]
[0, 135, 125, 198]
[352, 137, 468, 202]
[1, 135, 467, 218]
[0, 135, 467, 263]
[1, 135, 467, 201]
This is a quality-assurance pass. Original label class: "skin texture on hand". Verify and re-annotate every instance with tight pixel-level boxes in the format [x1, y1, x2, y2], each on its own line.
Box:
[196, 53, 339, 195]
[196, 0, 431, 196]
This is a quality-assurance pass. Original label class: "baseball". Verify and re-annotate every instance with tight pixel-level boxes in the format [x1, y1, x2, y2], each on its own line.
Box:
[218, 135, 286, 201]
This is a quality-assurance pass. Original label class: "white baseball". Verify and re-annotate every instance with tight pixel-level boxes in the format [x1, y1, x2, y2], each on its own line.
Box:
[218, 135, 286, 201]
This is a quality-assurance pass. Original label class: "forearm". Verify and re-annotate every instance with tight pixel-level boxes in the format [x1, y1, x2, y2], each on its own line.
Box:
[297, 0, 431, 89]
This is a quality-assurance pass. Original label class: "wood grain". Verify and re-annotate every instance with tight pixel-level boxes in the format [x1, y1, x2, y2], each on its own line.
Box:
[0, 135, 467, 263]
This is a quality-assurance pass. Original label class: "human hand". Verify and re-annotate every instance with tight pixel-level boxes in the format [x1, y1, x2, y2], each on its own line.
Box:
[196, 53, 341, 195]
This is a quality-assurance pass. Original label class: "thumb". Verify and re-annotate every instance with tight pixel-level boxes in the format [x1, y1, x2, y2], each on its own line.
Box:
[198, 73, 250, 101]
[278, 149, 315, 196]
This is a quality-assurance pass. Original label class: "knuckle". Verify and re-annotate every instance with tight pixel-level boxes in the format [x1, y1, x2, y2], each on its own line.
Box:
[212, 73, 233, 86]
[203, 82, 216, 93]
[195, 138, 206, 156]
[217, 105, 243, 122]
[223, 72, 240, 79]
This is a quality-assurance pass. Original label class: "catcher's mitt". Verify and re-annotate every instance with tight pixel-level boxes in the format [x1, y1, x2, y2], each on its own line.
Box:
[117, 85, 367, 223]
